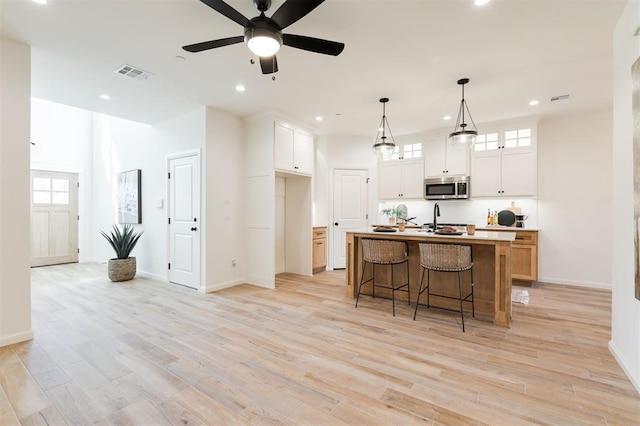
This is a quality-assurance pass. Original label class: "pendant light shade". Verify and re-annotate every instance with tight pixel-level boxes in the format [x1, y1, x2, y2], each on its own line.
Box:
[449, 78, 478, 150]
[373, 97, 396, 156]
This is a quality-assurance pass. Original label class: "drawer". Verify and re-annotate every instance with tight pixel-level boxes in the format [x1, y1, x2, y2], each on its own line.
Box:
[514, 231, 537, 245]
[313, 227, 327, 239]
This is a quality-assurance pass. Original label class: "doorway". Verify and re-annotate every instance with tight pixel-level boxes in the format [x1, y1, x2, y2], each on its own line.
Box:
[30, 170, 79, 267]
[168, 152, 201, 290]
[332, 169, 368, 269]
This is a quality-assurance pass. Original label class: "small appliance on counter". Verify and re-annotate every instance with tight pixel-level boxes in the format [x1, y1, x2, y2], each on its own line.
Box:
[515, 214, 528, 228]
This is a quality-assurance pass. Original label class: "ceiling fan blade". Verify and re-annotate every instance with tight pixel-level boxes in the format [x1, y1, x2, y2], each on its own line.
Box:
[282, 34, 345, 56]
[260, 55, 278, 74]
[182, 36, 244, 52]
[199, 0, 250, 27]
[270, 0, 324, 30]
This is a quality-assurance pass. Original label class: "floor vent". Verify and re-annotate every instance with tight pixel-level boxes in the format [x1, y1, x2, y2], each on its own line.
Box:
[550, 94, 569, 102]
[114, 64, 154, 81]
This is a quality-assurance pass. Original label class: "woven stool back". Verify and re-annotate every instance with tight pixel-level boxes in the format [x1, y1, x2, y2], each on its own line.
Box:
[419, 243, 472, 271]
[362, 239, 408, 264]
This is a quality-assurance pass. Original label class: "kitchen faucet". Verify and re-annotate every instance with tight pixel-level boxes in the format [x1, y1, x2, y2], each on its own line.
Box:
[433, 202, 440, 231]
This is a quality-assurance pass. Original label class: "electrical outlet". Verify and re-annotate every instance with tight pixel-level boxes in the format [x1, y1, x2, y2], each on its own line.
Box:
[231, 259, 237, 267]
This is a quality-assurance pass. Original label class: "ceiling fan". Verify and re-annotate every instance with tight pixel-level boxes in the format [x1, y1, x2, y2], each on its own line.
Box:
[182, 0, 345, 74]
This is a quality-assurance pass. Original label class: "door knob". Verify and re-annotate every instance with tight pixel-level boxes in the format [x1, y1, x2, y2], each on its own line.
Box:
[191, 227, 197, 231]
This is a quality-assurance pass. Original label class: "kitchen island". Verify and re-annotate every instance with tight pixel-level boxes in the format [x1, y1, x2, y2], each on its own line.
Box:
[345, 229, 516, 327]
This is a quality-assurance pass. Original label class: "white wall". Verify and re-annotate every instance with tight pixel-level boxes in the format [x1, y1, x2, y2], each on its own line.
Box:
[537, 110, 613, 288]
[31, 99, 94, 261]
[91, 113, 159, 277]
[203, 107, 245, 291]
[610, 0, 640, 395]
[0, 38, 33, 347]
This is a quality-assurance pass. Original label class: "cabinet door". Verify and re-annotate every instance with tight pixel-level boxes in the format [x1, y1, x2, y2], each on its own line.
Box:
[293, 130, 313, 175]
[512, 244, 538, 281]
[501, 148, 536, 196]
[401, 159, 424, 198]
[313, 238, 327, 270]
[274, 123, 294, 171]
[424, 138, 447, 177]
[379, 162, 403, 199]
[470, 151, 501, 197]
[446, 144, 469, 176]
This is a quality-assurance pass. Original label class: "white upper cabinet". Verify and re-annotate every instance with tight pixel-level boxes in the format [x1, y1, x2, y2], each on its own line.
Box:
[471, 125, 537, 197]
[424, 135, 468, 177]
[274, 121, 313, 175]
[379, 158, 424, 199]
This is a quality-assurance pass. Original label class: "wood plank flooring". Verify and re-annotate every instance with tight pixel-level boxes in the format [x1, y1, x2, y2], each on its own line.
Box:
[1, 262, 639, 425]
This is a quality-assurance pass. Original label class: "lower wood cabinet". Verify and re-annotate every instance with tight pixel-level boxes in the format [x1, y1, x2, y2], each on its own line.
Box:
[479, 228, 538, 283]
[313, 227, 327, 274]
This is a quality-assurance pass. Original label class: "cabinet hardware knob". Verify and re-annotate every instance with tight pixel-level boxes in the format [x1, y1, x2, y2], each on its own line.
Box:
[334, 222, 339, 226]
[191, 227, 197, 231]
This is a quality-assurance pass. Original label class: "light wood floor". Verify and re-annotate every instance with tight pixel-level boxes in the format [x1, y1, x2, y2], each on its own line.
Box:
[1, 263, 639, 425]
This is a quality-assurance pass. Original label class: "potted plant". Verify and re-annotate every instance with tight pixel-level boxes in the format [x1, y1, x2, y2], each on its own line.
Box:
[101, 223, 143, 282]
[380, 206, 397, 225]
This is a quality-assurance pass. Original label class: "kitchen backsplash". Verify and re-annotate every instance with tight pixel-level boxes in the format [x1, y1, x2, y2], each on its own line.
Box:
[378, 199, 538, 228]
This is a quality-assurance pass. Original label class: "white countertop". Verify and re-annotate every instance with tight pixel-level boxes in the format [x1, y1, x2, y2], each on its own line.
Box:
[352, 229, 516, 242]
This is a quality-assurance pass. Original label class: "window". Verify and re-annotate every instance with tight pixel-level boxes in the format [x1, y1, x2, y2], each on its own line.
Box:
[33, 177, 70, 205]
[473, 126, 533, 151]
[474, 132, 499, 152]
[504, 128, 532, 148]
[402, 143, 422, 159]
[381, 142, 422, 161]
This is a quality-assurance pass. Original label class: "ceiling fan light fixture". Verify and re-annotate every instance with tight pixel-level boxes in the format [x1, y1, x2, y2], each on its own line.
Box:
[245, 25, 282, 57]
[448, 78, 478, 150]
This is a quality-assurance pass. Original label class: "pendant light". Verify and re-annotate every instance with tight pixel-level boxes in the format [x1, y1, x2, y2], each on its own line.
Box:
[373, 97, 396, 156]
[449, 78, 478, 150]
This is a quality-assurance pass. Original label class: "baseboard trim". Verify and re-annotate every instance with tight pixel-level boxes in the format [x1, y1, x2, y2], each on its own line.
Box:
[609, 340, 640, 396]
[137, 270, 167, 282]
[0, 330, 34, 348]
[202, 279, 246, 293]
[538, 276, 611, 289]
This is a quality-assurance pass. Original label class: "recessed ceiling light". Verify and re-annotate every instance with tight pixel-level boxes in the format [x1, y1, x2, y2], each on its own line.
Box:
[32, 0, 47, 4]
[475, 0, 491, 5]
[235, 84, 245, 92]
[529, 99, 539, 106]
[443, 115, 452, 120]
[99, 94, 111, 100]
[315, 116, 323, 121]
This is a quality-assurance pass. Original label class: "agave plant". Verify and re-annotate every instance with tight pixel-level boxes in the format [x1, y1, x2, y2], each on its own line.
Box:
[100, 224, 143, 259]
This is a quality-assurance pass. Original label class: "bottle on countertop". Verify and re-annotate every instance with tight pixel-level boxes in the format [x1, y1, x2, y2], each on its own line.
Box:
[486, 209, 491, 226]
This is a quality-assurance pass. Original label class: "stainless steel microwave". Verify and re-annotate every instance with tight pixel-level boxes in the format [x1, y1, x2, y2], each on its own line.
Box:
[424, 176, 470, 200]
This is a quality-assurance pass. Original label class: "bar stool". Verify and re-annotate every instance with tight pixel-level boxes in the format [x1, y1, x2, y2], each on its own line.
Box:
[413, 243, 475, 331]
[355, 239, 410, 316]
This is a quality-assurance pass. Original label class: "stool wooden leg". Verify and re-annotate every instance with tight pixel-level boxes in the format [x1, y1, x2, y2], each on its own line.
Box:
[372, 264, 376, 299]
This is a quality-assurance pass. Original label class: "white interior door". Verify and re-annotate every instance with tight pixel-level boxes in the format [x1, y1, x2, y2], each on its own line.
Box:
[332, 169, 368, 269]
[30, 170, 79, 267]
[168, 153, 200, 289]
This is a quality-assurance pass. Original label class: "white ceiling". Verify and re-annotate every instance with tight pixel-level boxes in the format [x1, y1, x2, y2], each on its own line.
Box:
[0, 0, 627, 137]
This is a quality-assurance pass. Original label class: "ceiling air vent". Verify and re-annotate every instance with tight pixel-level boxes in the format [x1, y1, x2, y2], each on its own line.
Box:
[114, 64, 154, 81]
[550, 94, 569, 102]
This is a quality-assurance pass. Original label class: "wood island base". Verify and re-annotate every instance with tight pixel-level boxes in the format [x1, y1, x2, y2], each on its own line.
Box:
[345, 230, 515, 327]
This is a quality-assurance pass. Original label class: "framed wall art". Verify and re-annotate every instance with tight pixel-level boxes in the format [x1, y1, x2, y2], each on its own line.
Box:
[117, 169, 142, 224]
